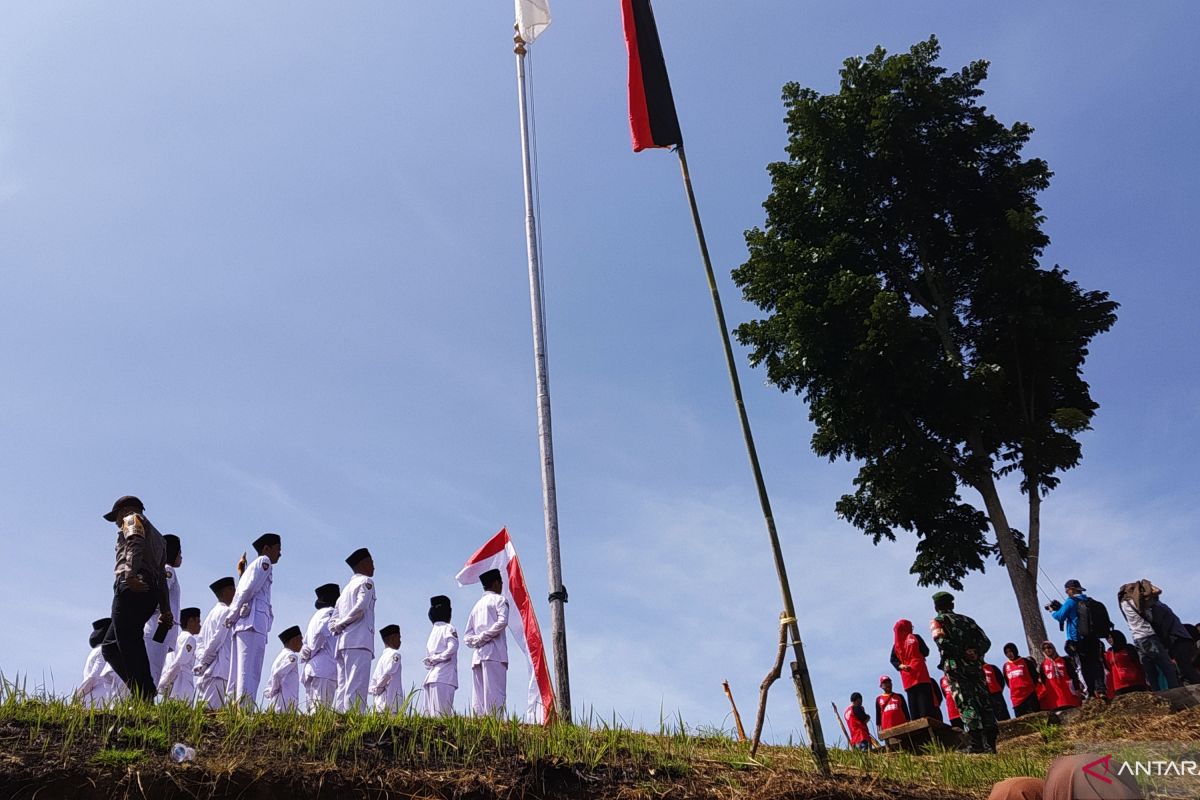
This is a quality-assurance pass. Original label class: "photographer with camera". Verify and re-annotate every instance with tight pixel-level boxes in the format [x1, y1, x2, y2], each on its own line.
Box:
[1047, 579, 1111, 701]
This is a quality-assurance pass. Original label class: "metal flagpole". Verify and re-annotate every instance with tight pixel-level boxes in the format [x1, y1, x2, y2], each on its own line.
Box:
[675, 143, 829, 774]
[514, 32, 571, 724]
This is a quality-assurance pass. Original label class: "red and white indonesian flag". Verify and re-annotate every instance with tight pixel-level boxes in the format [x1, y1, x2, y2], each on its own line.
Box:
[515, 0, 551, 44]
[456, 527, 556, 723]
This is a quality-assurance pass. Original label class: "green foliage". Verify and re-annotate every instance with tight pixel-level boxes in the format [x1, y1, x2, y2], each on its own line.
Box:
[733, 36, 1118, 588]
[90, 748, 144, 768]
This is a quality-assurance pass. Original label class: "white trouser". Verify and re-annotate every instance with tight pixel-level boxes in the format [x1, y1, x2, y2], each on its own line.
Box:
[233, 630, 267, 708]
[424, 682, 456, 716]
[373, 683, 404, 713]
[336, 649, 372, 712]
[196, 676, 227, 710]
[305, 676, 336, 711]
[168, 675, 195, 703]
[144, 634, 169, 687]
[471, 661, 507, 717]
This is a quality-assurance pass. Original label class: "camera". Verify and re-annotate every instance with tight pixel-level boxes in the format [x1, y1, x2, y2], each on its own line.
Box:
[1044, 599, 1061, 612]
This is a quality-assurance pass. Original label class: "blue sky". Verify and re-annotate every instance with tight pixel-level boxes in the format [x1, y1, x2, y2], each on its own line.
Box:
[2, 2, 1197, 744]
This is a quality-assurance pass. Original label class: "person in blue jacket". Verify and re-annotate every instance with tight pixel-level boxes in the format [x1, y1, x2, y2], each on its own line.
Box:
[1047, 579, 1107, 700]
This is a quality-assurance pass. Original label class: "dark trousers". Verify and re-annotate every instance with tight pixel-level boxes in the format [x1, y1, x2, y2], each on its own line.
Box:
[1074, 637, 1107, 699]
[1012, 694, 1040, 717]
[989, 692, 1011, 721]
[101, 587, 159, 700]
[1170, 638, 1200, 685]
[1136, 636, 1180, 689]
[905, 681, 941, 721]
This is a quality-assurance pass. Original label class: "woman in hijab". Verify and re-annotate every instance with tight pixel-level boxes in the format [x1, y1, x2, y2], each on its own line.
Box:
[987, 777, 1044, 800]
[1040, 642, 1082, 711]
[1105, 630, 1150, 696]
[1044, 754, 1144, 800]
[889, 619, 942, 721]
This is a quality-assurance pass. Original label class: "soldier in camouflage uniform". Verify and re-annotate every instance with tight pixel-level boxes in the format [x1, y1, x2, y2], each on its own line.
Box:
[930, 591, 998, 753]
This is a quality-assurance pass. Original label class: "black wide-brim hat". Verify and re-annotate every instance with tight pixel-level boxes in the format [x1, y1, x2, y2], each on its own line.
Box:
[278, 625, 303, 644]
[103, 495, 144, 522]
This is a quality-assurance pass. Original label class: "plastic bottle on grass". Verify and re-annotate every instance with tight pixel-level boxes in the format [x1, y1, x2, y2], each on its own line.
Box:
[170, 743, 196, 763]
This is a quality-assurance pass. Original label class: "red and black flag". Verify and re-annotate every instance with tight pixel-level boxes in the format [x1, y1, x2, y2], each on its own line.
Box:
[621, 0, 682, 152]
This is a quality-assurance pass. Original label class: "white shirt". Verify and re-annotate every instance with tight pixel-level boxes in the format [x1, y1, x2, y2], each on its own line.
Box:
[159, 630, 197, 697]
[195, 601, 233, 679]
[465, 591, 509, 666]
[226, 556, 274, 634]
[422, 622, 459, 688]
[263, 647, 300, 710]
[332, 574, 376, 655]
[300, 607, 337, 683]
[1121, 599, 1156, 642]
[143, 565, 181, 647]
[369, 646, 403, 709]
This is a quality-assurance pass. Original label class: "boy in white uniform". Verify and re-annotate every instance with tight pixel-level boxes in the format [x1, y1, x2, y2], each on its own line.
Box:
[300, 583, 339, 710]
[464, 568, 508, 717]
[422, 595, 459, 716]
[193, 577, 236, 709]
[369, 624, 404, 712]
[76, 618, 116, 708]
[158, 607, 201, 701]
[225, 532, 281, 707]
[263, 625, 303, 711]
[144, 534, 183, 685]
[330, 548, 376, 712]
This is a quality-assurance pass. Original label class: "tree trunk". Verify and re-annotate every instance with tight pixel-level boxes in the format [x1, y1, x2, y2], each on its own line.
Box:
[974, 476, 1049, 656]
[1026, 485, 1041, 594]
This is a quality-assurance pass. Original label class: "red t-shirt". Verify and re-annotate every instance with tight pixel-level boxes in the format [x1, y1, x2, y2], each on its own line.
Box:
[876, 692, 909, 731]
[845, 704, 870, 746]
[1041, 656, 1081, 709]
[1004, 657, 1038, 707]
[1105, 646, 1149, 694]
[939, 675, 960, 721]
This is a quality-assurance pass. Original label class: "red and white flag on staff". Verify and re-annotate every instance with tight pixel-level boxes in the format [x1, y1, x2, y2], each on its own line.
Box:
[456, 528, 556, 723]
[516, 0, 552, 44]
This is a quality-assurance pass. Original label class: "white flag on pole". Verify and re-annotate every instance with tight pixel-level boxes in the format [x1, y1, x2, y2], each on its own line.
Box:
[515, 0, 551, 44]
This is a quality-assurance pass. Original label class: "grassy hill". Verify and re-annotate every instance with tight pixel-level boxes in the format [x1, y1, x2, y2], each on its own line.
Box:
[2, 685, 1197, 799]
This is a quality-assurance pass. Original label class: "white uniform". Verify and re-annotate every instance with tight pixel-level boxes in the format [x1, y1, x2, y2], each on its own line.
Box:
[300, 607, 337, 710]
[369, 647, 404, 712]
[77, 646, 117, 708]
[422, 622, 459, 715]
[194, 601, 233, 709]
[158, 630, 197, 702]
[464, 591, 508, 717]
[263, 647, 300, 711]
[143, 564, 181, 685]
[225, 555, 274, 707]
[331, 574, 376, 712]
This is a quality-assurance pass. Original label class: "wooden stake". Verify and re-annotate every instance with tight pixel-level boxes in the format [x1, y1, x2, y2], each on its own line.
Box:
[723, 680, 748, 742]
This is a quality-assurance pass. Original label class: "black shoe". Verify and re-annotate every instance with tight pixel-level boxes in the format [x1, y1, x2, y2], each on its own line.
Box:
[983, 727, 998, 754]
[956, 731, 986, 754]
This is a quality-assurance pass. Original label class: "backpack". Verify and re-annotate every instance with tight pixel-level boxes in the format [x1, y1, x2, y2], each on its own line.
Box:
[1076, 596, 1113, 639]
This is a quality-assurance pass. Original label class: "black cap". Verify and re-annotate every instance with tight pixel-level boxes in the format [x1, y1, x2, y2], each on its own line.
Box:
[180, 607, 201, 624]
[1064, 579, 1085, 591]
[92, 617, 111, 631]
[479, 568, 502, 588]
[89, 627, 107, 649]
[380, 624, 400, 640]
[428, 596, 452, 624]
[210, 576, 236, 594]
[345, 548, 372, 568]
[103, 495, 144, 522]
[163, 534, 181, 556]
[430, 595, 450, 608]
[315, 583, 340, 608]
[278, 625, 303, 644]
[252, 533, 281, 553]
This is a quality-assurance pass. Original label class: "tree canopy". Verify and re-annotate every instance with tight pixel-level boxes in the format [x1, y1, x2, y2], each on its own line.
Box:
[732, 37, 1118, 651]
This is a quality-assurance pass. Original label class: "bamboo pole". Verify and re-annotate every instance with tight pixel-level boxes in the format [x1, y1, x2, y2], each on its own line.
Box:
[675, 144, 828, 774]
[514, 33, 571, 723]
[723, 680, 748, 742]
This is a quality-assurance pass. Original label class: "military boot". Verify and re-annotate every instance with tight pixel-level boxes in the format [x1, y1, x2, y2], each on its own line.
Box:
[956, 730, 986, 754]
[983, 726, 999, 754]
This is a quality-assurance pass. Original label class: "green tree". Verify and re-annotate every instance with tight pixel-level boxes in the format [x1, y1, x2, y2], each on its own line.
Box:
[732, 37, 1118, 654]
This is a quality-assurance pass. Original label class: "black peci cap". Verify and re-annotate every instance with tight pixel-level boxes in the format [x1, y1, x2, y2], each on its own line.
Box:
[479, 568, 502, 588]
[210, 576, 236, 594]
[379, 624, 400, 640]
[278, 625, 303, 644]
[428, 596, 452, 623]
[345, 548, 372, 568]
[180, 607, 201, 624]
[163, 534, 181, 556]
[252, 533, 281, 553]
[103, 495, 144, 522]
[315, 583, 340, 608]
[430, 595, 450, 607]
